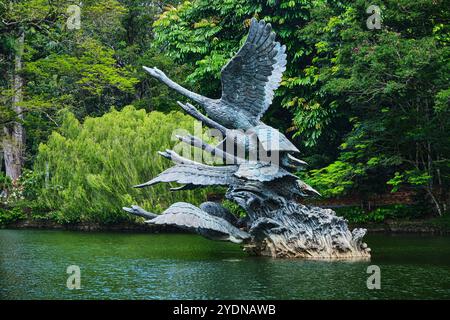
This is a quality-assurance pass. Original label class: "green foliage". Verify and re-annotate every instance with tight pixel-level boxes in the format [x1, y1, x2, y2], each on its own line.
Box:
[427, 213, 450, 231]
[295, 0, 449, 212]
[150, 1, 449, 215]
[301, 161, 358, 197]
[20, 1, 139, 117]
[1, 170, 55, 223]
[0, 172, 12, 191]
[335, 204, 424, 224]
[1, 0, 185, 165]
[1, 0, 449, 223]
[222, 199, 246, 218]
[387, 170, 433, 193]
[0, 207, 25, 225]
[33, 106, 212, 223]
[151, 0, 312, 132]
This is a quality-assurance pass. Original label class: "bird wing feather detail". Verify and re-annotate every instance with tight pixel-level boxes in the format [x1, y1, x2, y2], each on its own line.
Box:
[134, 163, 239, 188]
[220, 18, 287, 121]
[149, 202, 250, 243]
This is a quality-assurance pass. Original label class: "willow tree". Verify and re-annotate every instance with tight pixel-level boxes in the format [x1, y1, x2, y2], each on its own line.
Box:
[34, 106, 212, 223]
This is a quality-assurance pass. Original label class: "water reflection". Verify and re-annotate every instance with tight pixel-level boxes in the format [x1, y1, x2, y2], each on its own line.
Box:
[0, 230, 449, 299]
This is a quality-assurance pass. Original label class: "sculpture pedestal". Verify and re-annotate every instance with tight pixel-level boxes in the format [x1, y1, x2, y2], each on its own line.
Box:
[243, 203, 370, 259]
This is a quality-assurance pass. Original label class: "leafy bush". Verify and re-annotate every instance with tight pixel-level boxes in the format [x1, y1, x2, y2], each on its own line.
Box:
[34, 106, 213, 224]
[0, 207, 25, 225]
[1, 172, 25, 206]
[0, 172, 12, 191]
[427, 213, 450, 231]
[387, 170, 433, 192]
[301, 161, 360, 198]
[222, 199, 246, 218]
[335, 204, 426, 224]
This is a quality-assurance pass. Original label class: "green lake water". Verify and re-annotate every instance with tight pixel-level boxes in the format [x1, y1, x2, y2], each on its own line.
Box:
[0, 229, 449, 299]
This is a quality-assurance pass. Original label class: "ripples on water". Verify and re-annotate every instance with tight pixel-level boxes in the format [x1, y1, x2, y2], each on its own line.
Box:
[0, 230, 449, 299]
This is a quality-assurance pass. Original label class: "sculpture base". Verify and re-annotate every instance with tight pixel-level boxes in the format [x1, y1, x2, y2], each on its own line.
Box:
[244, 242, 371, 260]
[243, 203, 371, 260]
[125, 194, 371, 260]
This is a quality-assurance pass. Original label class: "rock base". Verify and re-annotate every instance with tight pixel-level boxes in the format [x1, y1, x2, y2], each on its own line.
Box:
[243, 203, 371, 259]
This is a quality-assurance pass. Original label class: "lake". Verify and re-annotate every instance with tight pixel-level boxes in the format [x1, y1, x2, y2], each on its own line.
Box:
[0, 229, 449, 299]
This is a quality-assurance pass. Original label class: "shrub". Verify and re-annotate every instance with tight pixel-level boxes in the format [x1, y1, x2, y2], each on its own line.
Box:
[34, 106, 213, 223]
[0, 207, 25, 225]
[222, 199, 246, 218]
[301, 161, 360, 198]
[0, 172, 12, 191]
[335, 204, 425, 224]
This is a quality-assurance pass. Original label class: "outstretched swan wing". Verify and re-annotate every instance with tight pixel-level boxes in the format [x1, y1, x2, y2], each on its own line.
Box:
[149, 202, 250, 243]
[134, 163, 239, 188]
[220, 18, 287, 121]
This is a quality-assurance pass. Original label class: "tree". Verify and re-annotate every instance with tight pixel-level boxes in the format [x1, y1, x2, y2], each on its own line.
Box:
[0, 0, 60, 181]
[1, 0, 141, 176]
[1, 0, 448, 219]
[298, 0, 450, 214]
[151, 0, 449, 215]
[34, 106, 211, 223]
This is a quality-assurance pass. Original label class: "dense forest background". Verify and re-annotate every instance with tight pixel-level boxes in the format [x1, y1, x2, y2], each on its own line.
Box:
[0, 0, 449, 225]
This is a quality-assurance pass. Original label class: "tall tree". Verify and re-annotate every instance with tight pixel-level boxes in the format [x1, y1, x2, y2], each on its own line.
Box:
[296, 0, 450, 214]
[0, 0, 59, 180]
[3, 30, 24, 180]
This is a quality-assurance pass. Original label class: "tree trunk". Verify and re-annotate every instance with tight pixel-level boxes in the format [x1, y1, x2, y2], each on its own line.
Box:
[3, 31, 25, 181]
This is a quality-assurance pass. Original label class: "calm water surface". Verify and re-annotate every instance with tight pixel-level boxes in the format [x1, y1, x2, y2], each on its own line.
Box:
[0, 229, 449, 299]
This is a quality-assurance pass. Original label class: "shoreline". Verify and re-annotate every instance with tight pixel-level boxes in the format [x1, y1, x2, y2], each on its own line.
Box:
[2, 218, 449, 235]
[350, 221, 450, 235]
[1, 219, 186, 233]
